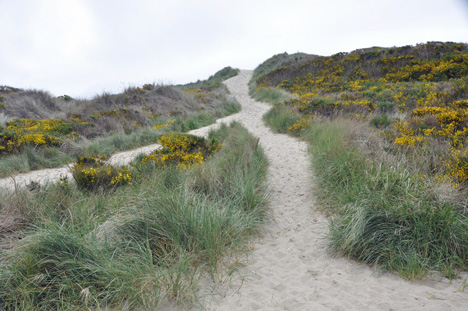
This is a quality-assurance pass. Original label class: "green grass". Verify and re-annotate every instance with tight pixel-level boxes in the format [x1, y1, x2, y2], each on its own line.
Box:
[84, 125, 165, 157]
[262, 104, 301, 134]
[369, 113, 391, 128]
[0, 122, 268, 309]
[262, 101, 468, 278]
[169, 100, 240, 133]
[304, 119, 468, 279]
[251, 87, 296, 105]
[0, 146, 73, 178]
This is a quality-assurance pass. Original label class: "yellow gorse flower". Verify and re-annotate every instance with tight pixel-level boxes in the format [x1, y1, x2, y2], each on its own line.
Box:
[255, 42, 468, 184]
[0, 118, 83, 154]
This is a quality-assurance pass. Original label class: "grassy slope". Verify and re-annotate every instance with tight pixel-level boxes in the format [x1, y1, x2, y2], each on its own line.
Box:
[0, 67, 241, 177]
[253, 41, 468, 279]
[248, 52, 315, 105]
[0, 122, 269, 310]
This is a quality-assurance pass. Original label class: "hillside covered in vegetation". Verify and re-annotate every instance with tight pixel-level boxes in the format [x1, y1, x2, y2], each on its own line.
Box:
[0, 67, 240, 177]
[254, 41, 468, 279]
[258, 42, 468, 184]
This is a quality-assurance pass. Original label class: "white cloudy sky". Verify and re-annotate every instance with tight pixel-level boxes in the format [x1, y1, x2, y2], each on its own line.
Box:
[1, 0, 468, 98]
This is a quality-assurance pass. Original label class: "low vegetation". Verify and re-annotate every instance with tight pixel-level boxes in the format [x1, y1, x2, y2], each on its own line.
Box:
[248, 52, 314, 104]
[304, 119, 468, 279]
[0, 122, 269, 309]
[0, 67, 240, 177]
[254, 41, 468, 279]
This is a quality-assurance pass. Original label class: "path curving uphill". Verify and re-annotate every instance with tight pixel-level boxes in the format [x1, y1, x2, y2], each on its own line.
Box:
[204, 70, 467, 310]
[1, 71, 467, 310]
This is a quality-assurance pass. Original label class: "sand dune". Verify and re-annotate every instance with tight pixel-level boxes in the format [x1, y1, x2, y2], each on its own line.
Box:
[1, 70, 467, 310]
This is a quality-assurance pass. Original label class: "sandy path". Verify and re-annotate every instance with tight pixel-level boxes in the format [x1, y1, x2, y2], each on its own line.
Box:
[197, 70, 467, 310]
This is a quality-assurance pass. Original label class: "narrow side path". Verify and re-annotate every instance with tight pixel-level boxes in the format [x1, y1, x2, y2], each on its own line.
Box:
[0, 144, 164, 193]
[0, 116, 238, 193]
[204, 70, 467, 311]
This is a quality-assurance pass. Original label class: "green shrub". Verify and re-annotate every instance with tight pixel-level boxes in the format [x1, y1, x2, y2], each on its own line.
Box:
[71, 156, 133, 192]
[377, 101, 395, 112]
[370, 114, 391, 128]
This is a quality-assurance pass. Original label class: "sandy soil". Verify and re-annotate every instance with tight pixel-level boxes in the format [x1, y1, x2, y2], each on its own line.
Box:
[1, 70, 467, 310]
[194, 71, 467, 311]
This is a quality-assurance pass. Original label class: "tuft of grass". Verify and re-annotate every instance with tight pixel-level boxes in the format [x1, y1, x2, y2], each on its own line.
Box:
[376, 101, 395, 113]
[84, 126, 163, 157]
[251, 87, 296, 105]
[0, 146, 73, 178]
[0, 224, 163, 310]
[190, 122, 269, 210]
[263, 104, 301, 133]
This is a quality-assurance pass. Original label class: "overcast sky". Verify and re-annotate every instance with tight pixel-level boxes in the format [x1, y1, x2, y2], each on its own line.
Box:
[1, 0, 468, 98]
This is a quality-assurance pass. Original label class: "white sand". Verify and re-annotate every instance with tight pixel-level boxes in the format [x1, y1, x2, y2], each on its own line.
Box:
[1, 70, 467, 310]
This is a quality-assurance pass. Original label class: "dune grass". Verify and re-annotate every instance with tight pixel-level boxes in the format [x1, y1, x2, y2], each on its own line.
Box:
[0, 122, 268, 309]
[251, 87, 296, 105]
[180, 66, 240, 90]
[303, 119, 468, 279]
[262, 104, 468, 278]
[262, 104, 301, 134]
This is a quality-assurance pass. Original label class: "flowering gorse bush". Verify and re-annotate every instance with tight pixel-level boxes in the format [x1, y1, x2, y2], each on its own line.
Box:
[71, 133, 223, 192]
[185, 88, 217, 104]
[140, 133, 221, 169]
[288, 115, 313, 134]
[71, 155, 133, 192]
[0, 118, 85, 154]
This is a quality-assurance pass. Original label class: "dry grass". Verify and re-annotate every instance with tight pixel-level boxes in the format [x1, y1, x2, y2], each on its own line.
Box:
[3, 89, 64, 119]
[0, 113, 13, 126]
[1, 69, 238, 139]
